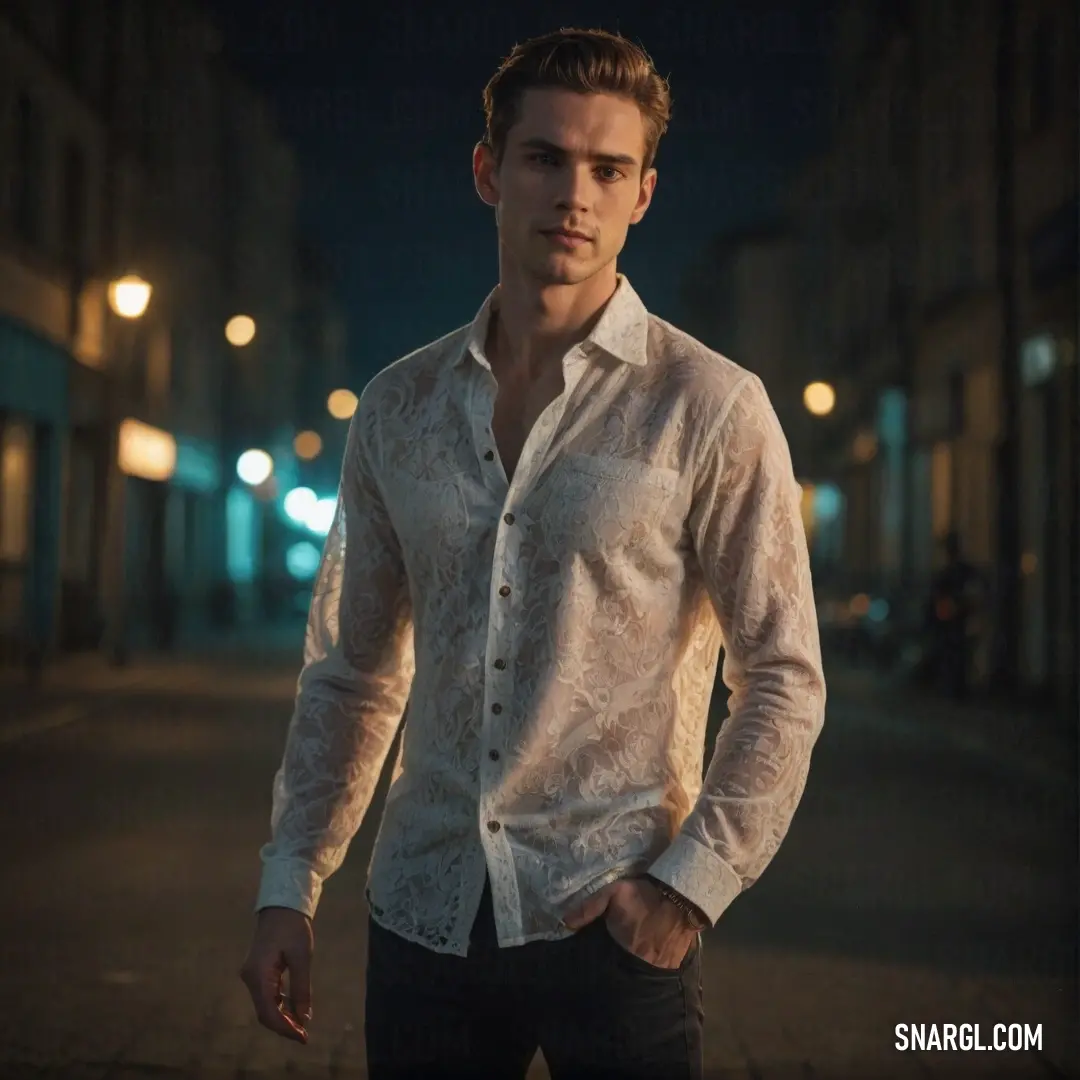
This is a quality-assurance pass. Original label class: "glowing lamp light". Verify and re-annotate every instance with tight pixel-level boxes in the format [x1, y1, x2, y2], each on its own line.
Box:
[853, 432, 878, 463]
[286, 541, 322, 581]
[225, 314, 256, 347]
[284, 486, 318, 524]
[803, 381, 836, 417]
[306, 496, 338, 537]
[293, 430, 323, 460]
[108, 275, 152, 319]
[327, 388, 358, 420]
[812, 483, 842, 523]
[868, 598, 890, 623]
[849, 593, 872, 619]
[117, 418, 176, 481]
[236, 449, 273, 486]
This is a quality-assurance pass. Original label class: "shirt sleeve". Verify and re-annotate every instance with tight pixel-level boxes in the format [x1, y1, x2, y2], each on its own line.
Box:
[254, 394, 415, 919]
[646, 373, 826, 927]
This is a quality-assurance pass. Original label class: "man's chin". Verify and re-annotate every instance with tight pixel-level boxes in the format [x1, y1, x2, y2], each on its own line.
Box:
[531, 257, 596, 286]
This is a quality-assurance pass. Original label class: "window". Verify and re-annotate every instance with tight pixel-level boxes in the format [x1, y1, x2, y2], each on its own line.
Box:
[15, 93, 46, 249]
[62, 140, 87, 272]
[0, 420, 34, 563]
[1029, 16, 1056, 132]
[226, 487, 256, 584]
[931, 440, 953, 539]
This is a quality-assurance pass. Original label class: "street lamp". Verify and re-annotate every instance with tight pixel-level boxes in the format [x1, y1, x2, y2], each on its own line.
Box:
[107, 274, 152, 319]
[225, 314, 256, 347]
[237, 449, 274, 486]
[293, 430, 322, 461]
[103, 273, 153, 667]
[803, 381, 836, 417]
[327, 388, 358, 420]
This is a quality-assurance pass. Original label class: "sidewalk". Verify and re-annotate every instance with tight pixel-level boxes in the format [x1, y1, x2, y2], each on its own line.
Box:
[0, 619, 307, 744]
[825, 656, 1077, 787]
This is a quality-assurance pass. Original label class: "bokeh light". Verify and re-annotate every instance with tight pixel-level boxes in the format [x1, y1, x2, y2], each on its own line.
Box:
[286, 541, 322, 581]
[225, 315, 256, 347]
[293, 430, 323, 460]
[306, 496, 338, 536]
[327, 389, 358, 420]
[108, 275, 152, 319]
[850, 593, 871, 618]
[236, 449, 273, 486]
[803, 382, 836, 417]
[853, 432, 878, 462]
[284, 486, 317, 524]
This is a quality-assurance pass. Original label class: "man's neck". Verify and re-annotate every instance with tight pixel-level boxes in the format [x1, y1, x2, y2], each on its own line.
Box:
[488, 261, 618, 384]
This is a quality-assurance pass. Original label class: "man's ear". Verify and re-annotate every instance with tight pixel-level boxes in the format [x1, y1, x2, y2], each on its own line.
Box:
[473, 141, 499, 208]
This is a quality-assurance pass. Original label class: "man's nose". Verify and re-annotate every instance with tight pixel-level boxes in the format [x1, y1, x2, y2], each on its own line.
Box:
[553, 164, 593, 214]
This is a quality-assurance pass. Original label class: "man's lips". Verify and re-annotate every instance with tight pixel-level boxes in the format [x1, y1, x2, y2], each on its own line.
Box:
[542, 229, 592, 248]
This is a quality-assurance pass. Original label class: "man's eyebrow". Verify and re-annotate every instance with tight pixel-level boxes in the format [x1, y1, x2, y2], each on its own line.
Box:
[518, 137, 639, 167]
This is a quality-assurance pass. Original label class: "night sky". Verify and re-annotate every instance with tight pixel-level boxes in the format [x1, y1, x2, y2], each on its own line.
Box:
[204, 1, 834, 386]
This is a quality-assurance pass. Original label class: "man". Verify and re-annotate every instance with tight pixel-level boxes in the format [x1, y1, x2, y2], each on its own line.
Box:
[240, 27, 826, 1080]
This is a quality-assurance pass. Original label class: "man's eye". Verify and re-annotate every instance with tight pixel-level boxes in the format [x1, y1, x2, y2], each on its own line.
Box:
[530, 153, 556, 165]
[597, 167, 622, 181]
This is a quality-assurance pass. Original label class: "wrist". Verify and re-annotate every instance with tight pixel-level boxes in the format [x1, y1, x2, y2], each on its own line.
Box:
[644, 875, 708, 931]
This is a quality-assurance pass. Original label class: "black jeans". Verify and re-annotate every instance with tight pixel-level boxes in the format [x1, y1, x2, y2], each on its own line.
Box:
[364, 875, 704, 1080]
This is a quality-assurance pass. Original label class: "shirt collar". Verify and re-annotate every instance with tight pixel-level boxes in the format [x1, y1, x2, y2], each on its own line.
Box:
[457, 274, 650, 371]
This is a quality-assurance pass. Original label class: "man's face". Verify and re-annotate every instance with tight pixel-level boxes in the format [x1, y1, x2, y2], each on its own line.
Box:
[474, 88, 657, 286]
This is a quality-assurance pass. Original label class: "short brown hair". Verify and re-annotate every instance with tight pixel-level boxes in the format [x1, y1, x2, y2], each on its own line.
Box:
[481, 28, 672, 173]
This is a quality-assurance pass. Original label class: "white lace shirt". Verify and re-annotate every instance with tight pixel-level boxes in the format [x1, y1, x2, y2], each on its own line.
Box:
[255, 275, 826, 956]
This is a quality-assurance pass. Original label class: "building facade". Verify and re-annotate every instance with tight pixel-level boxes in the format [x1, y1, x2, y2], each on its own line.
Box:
[0, 0, 337, 667]
[912, 0, 1077, 697]
[1010, 0, 1078, 701]
[911, 0, 1010, 687]
[824, 0, 1077, 697]
[819, 1, 919, 610]
[0, 2, 113, 664]
[688, 0, 1078, 700]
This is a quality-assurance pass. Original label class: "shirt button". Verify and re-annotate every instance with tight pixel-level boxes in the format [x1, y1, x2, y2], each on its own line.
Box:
[488, 749, 500, 761]
[503, 512, 515, 526]
[487, 820, 501, 833]
[484, 450, 495, 461]
[491, 703, 502, 715]
[498, 585, 511, 597]
[493, 658, 506, 670]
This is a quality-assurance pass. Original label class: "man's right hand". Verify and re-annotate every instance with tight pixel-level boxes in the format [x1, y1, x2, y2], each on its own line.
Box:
[239, 906, 314, 1044]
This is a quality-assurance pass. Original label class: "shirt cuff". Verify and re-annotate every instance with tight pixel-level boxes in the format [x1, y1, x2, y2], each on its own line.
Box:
[254, 857, 323, 919]
[646, 833, 742, 928]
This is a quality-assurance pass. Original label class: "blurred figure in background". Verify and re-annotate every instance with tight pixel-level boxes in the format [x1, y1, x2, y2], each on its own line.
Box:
[926, 531, 984, 701]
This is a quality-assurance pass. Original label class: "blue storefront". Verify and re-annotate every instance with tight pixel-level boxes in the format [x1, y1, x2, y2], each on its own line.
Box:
[0, 316, 68, 665]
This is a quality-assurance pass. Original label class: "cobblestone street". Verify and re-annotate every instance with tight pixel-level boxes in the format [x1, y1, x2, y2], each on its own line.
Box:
[0, 642, 1075, 1079]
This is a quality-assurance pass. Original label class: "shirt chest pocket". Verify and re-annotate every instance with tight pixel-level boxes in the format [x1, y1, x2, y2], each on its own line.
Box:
[387, 468, 472, 546]
[537, 453, 679, 553]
